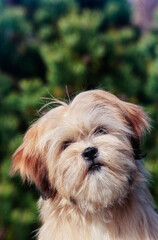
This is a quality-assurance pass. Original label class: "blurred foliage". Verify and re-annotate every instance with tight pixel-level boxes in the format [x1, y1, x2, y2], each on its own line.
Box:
[0, 0, 158, 239]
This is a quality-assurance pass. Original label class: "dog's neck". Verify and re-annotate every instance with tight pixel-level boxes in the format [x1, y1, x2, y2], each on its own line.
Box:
[38, 185, 158, 240]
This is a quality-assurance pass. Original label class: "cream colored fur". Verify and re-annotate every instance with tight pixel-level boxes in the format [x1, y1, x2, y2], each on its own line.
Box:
[11, 90, 158, 240]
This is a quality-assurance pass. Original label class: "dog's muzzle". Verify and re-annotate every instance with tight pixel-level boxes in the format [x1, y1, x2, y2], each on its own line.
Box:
[82, 147, 103, 173]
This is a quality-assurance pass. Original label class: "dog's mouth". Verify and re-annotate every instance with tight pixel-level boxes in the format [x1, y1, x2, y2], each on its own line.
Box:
[88, 163, 103, 173]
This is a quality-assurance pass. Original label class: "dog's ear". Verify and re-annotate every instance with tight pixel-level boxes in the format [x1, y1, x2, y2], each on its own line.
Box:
[96, 90, 150, 138]
[122, 102, 150, 139]
[11, 123, 56, 200]
[121, 101, 150, 159]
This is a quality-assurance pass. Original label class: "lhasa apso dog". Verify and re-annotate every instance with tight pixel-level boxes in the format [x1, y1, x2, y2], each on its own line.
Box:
[11, 90, 158, 240]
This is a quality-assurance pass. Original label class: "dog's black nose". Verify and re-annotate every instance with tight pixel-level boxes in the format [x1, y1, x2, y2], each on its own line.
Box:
[82, 147, 98, 162]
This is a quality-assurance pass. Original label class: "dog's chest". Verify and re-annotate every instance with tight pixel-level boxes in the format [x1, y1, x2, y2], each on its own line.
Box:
[89, 221, 111, 240]
[39, 217, 111, 240]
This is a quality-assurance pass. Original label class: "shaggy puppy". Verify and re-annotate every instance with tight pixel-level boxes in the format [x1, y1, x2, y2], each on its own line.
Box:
[11, 90, 158, 240]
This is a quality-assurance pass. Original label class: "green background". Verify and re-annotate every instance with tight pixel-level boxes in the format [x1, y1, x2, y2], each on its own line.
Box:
[0, 0, 158, 239]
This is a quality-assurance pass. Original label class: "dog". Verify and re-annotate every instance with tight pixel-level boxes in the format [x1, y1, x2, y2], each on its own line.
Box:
[11, 90, 158, 240]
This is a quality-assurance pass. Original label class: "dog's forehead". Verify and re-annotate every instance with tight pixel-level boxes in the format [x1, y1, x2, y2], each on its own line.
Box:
[72, 90, 121, 106]
[43, 90, 122, 124]
[57, 90, 127, 133]
[68, 90, 121, 119]
[42, 91, 129, 135]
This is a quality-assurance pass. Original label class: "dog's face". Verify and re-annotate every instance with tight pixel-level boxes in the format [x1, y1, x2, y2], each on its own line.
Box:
[11, 90, 149, 213]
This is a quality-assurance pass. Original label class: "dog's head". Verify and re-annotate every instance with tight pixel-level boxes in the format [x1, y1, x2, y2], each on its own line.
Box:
[11, 90, 149, 213]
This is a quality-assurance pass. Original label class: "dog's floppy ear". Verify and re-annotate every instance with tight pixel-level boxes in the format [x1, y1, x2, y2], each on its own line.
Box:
[97, 90, 150, 138]
[121, 101, 150, 159]
[11, 122, 56, 200]
[122, 102, 150, 138]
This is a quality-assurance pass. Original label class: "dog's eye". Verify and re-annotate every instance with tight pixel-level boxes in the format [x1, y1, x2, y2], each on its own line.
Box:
[94, 127, 107, 135]
[62, 141, 73, 150]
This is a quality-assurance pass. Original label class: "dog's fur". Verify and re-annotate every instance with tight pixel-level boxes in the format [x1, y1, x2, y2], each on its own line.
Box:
[11, 90, 158, 240]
